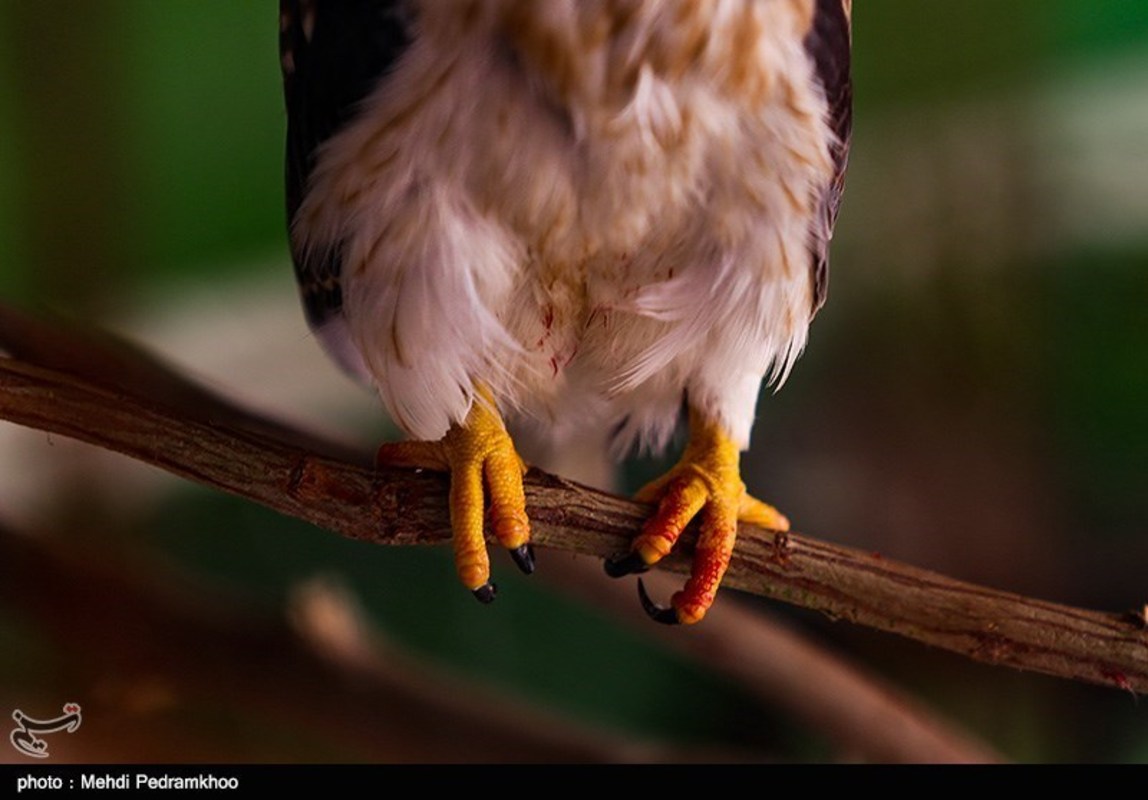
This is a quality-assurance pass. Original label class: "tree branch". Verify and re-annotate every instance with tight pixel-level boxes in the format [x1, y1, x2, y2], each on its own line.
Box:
[0, 312, 1145, 696]
[541, 557, 1002, 762]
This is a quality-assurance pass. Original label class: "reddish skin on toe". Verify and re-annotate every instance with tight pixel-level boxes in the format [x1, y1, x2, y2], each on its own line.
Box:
[628, 407, 789, 624]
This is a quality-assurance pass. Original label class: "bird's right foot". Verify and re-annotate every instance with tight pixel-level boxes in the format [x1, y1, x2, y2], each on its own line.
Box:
[376, 391, 533, 602]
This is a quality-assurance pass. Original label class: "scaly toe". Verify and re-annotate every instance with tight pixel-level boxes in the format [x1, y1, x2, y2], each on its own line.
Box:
[739, 493, 790, 531]
[618, 407, 784, 624]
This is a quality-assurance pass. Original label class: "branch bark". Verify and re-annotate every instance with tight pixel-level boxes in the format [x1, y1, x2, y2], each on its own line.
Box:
[0, 316, 1145, 696]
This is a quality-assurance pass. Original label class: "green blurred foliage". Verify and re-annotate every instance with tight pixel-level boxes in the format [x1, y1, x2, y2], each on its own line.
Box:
[0, 5, 27, 296]
[1053, 0, 1148, 57]
[857, 0, 1047, 106]
[1047, 252, 1148, 539]
[0, 1, 286, 306]
[118, 1, 285, 279]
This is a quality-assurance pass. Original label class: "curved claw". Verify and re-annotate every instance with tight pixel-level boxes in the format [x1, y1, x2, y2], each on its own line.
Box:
[472, 582, 497, 604]
[603, 552, 650, 578]
[637, 579, 679, 625]
[510, 543, 535, 575]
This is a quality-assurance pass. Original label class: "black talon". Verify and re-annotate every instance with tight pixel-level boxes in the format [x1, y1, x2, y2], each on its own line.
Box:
[472, 582, 497, 604]
[510, 543, 536, 575]
[637, 579, 680, 625]
[604, 552, 650, 578]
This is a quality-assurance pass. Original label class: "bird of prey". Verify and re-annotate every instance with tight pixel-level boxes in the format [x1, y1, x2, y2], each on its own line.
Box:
[280, 0, 852, 624]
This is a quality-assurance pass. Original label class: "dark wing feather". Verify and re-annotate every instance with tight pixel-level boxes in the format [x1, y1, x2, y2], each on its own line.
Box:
[804, 0, 853, 314]
[280, 0, 411, 329]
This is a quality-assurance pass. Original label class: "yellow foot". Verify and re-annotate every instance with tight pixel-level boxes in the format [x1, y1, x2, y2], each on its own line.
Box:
[605, 407, 789, 625]
[376, 391, 531, 603]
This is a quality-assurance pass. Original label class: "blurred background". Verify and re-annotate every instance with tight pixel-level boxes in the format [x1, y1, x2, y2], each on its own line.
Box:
[0, 0, 1145, 762]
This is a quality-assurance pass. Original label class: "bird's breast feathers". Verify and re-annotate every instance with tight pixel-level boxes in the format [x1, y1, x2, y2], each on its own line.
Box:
[292, 0, 844, 452]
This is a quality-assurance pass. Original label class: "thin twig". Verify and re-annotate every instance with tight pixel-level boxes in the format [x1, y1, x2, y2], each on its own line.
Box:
[1, 353, 1145, 695]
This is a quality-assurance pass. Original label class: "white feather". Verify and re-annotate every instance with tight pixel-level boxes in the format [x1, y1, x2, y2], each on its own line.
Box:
[294, 0, 835, 452]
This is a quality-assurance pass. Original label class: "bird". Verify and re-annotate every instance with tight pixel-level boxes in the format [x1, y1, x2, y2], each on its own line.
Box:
[280, 0, 852, 624]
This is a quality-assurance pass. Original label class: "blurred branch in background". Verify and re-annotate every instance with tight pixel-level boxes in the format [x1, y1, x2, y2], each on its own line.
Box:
[0, 522, 696, 763]
[541, 558, 1002, 763]
[0, 305, 1005, 763]
[0, 517, 1000, 763]
[2, 505, 996, 762]
[1, 305, 1144, 703]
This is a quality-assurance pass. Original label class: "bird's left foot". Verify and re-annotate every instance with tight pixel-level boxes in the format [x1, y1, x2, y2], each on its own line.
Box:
[605, 408, 789, 624]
